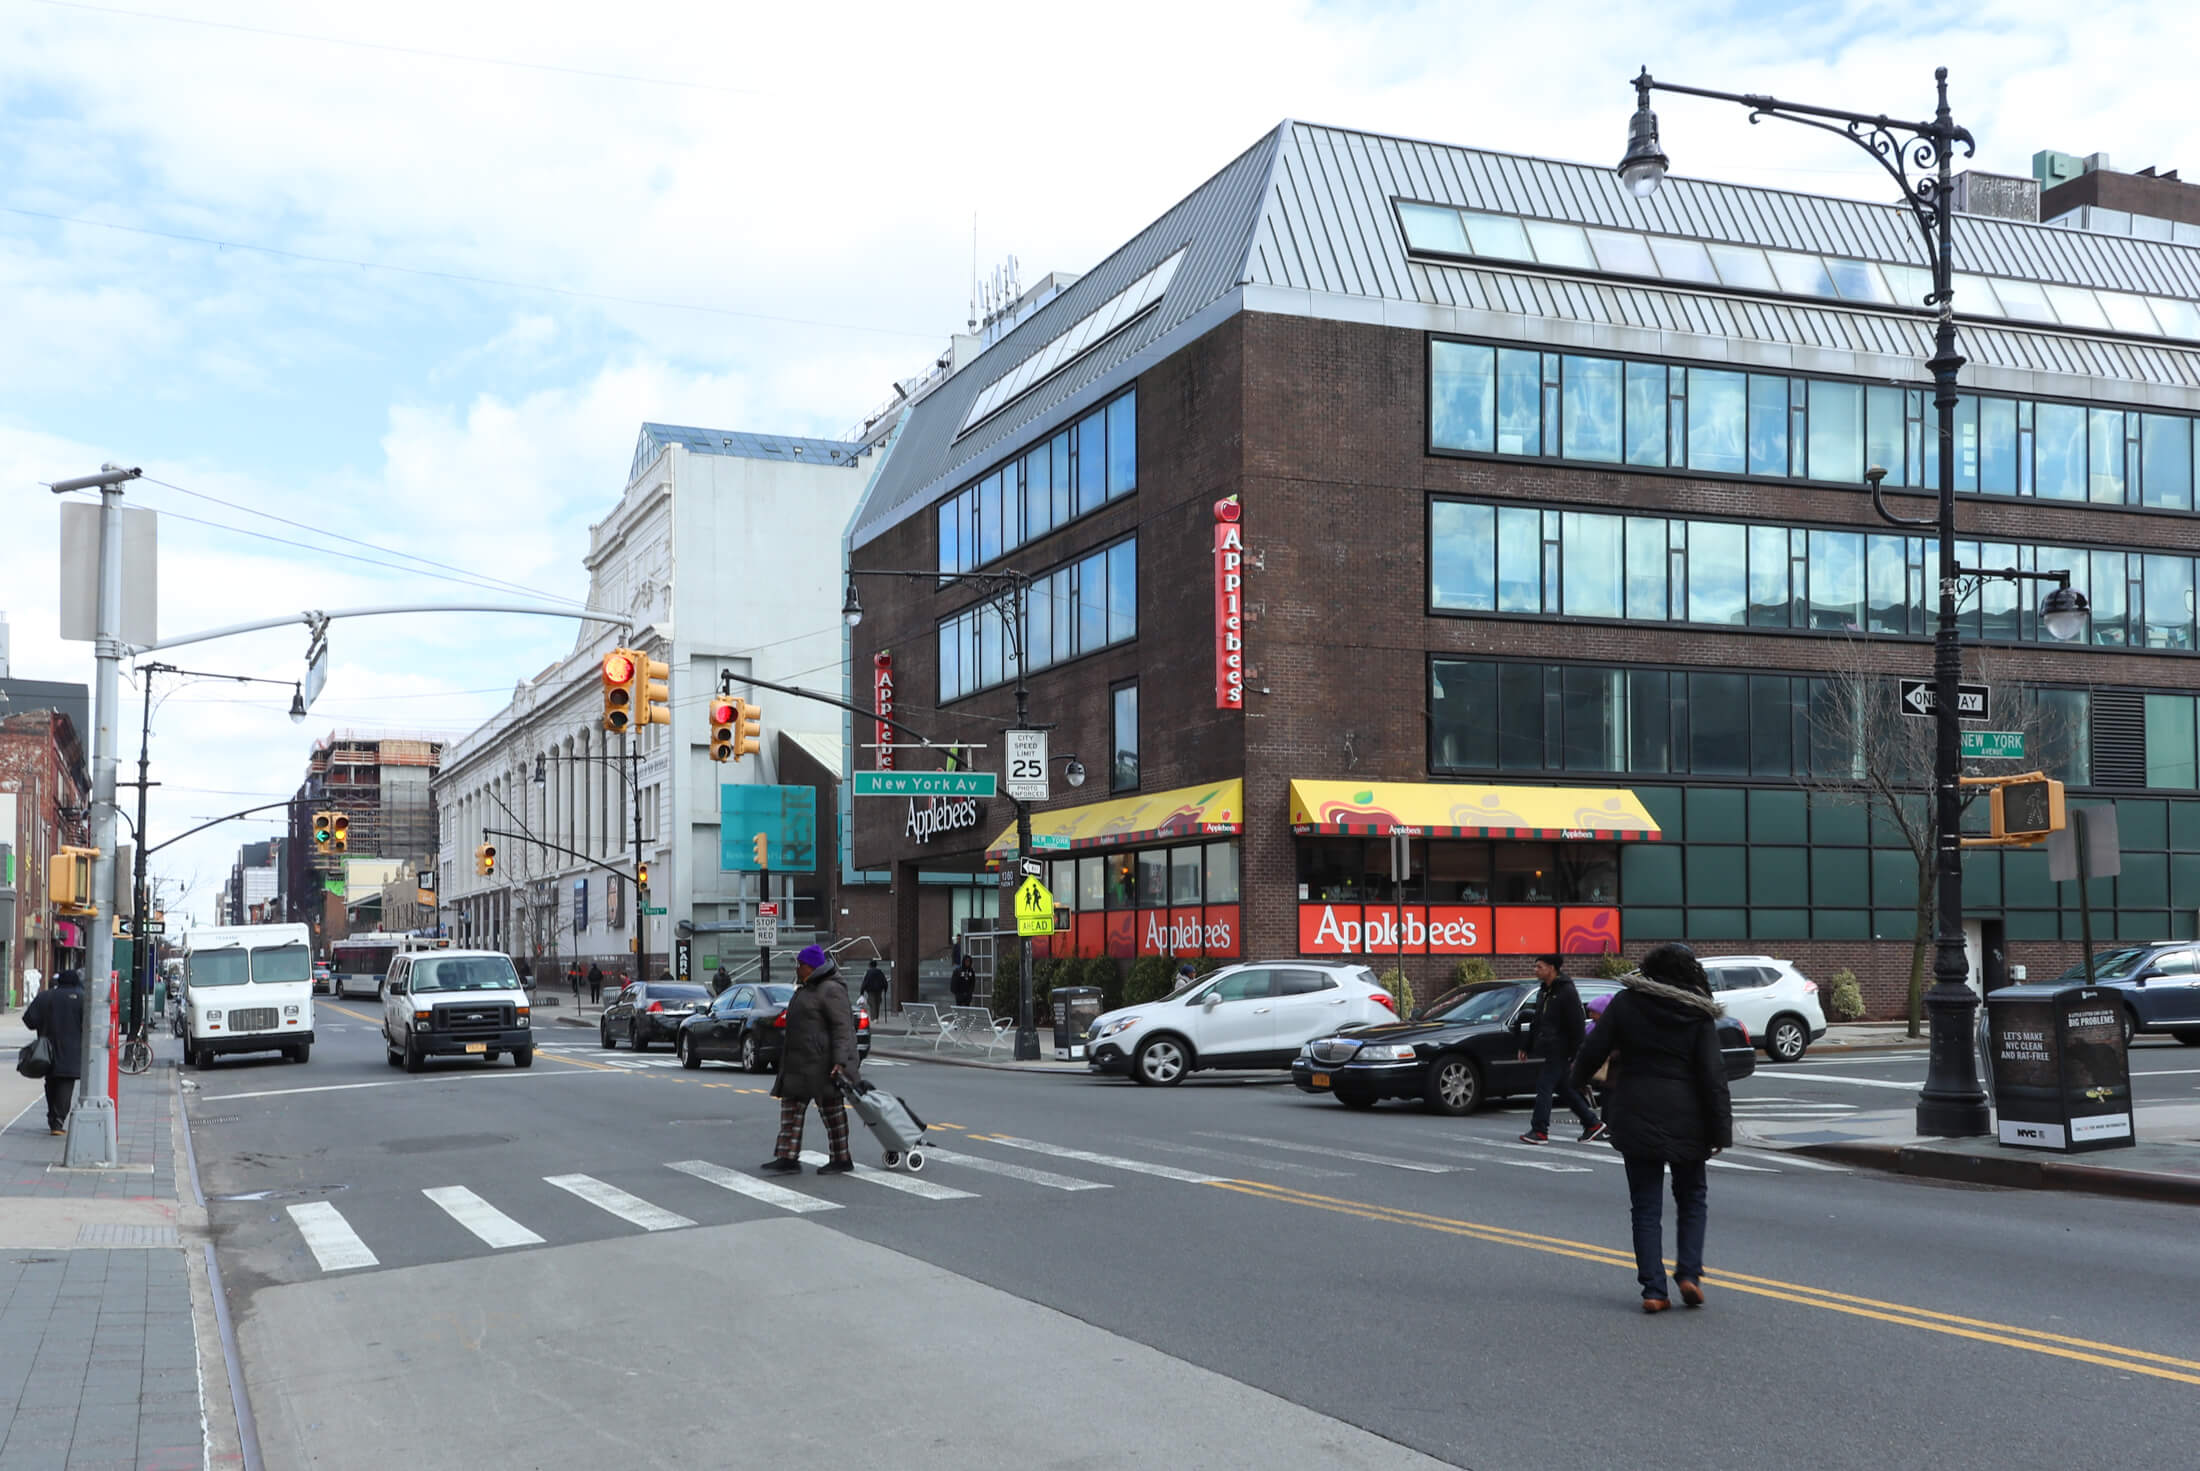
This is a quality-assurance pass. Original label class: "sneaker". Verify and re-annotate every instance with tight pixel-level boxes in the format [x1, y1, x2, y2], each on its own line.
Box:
[816, 1158, 856, 1176]
[1581, 1122, 1610, 1143]
[1518, 1130, 1549, 1145]
[759, 1157, 802, 1174]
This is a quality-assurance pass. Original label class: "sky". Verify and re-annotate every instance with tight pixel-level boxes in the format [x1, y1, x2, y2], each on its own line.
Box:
[4, 0, 2197, 922]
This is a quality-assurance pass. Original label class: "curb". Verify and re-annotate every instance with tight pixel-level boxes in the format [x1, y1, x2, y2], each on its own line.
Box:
[1785, 1138, 2200, 1207]
[553, 1016, 594, 1029]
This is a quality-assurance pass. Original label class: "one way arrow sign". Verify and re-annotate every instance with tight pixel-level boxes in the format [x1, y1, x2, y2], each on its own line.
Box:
[1897, 678, 1991, 719]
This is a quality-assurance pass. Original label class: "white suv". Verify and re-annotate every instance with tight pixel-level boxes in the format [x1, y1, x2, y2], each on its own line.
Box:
[1700, 955, 1827, 1062]
[1086, 961, 1398, 1086]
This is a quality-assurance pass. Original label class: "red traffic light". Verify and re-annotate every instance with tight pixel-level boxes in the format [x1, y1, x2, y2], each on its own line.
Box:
[710, 701, 735, 726]
[603, 652, 636, 686]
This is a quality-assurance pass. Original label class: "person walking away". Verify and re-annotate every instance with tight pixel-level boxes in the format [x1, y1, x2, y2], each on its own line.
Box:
[587, 962, 604, 1006]
[1570, 943, 1733, 1314]
[762, 946, 858, 1176]
[861, 960, 888, 1020]
[23, 967, 86, 1137]
[1518, 954, 1606, 1145]
[950, 956, 977, 1010]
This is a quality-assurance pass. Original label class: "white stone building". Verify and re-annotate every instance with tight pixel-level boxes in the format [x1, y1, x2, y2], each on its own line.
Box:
[435, 425, 878, 977]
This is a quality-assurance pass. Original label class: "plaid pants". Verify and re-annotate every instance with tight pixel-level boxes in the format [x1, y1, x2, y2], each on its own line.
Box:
[775, 1096, 850, 1162]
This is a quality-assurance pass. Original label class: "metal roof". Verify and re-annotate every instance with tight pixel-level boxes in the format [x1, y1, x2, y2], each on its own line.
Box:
[631, 425, 865, 483]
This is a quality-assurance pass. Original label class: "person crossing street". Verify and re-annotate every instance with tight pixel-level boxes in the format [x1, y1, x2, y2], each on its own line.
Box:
[1517, 954, 1607, 1145]
[761, 946, 859, 1176]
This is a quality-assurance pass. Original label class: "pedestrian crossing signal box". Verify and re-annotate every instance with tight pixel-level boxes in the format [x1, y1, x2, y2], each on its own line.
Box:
[1962, 772, 2066, 846]
[49, 846, 98, 916]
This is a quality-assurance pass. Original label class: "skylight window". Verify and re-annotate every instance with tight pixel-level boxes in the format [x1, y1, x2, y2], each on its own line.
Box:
[958, 249, 1186, 437]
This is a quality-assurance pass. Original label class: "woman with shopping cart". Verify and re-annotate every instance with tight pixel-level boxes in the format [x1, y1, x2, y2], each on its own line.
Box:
[760, 946, 859, 1177]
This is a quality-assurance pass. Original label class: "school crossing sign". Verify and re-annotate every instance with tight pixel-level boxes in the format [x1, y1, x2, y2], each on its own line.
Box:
[1015, 878, 1057, 937]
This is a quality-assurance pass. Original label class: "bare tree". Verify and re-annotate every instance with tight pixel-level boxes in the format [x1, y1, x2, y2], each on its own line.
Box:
[1804, 641, 2084, 1034]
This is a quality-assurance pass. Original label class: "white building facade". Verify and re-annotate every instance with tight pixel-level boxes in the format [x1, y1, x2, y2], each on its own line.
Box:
[436, 426, 877, 978]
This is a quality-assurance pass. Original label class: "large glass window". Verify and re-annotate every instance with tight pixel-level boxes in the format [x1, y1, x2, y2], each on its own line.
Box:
[1562, 356, 1622, 463]
[1560, 512, 1623, 619]
[1169, 846, 1203, 905]
[2035, 402, 2087, 501]
[1806, 380, 1863, 484]
[1431, 501, 1495, 612]
[1204, 841, 1241, 904]
[1111, 682, 1138, 793]
[1688, 522, 1746, 625]
[2146, 695, 2197, 790]
[1430, 341, 1496, 453]
[1747, 374, 1788, 476]
[1496, 507, 1540, 614]
[1561, 667, 1625, 772]
[1625, 362, 1666, 467]
[2142, 555, 2195, 650]
[1108, 540, 1136, 643]
[2142, 414, 2193, 511]
[1687, 369, 1746, 474]
[1625, 517, 1667, 621]
[1746, 526, 1789, 628]
[1497, 663, 1546, 770]
[1106, 390, 1137, 498]
[1076, 409, 1107, 517]
[936, 390, 1137, 573]
[938, 536, 1137, 702]
[1497, 349, 1541, 456]
[1806, 531, 1864, 631]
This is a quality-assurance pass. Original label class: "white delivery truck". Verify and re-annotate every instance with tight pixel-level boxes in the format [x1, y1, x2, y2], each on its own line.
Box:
[178, 922, 316, 1068]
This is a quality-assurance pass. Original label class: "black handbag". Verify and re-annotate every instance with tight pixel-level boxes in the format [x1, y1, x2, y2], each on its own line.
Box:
[16, 1035, 54, 1079]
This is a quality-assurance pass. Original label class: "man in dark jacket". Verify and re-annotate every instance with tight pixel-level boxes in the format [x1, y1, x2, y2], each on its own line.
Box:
[23, 967, 87, 1136]
[586, 963, 604, 1006]
[1571, 943, 1734, 1312]
[762, 946, 858, 1176]
[949, 957, 978, 1009]
[860, 960, 888, 1019]
[1517, 955, 1605, 1145]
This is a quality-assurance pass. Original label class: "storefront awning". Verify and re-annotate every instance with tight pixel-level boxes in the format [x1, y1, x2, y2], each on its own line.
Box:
[985, 779, 1244, 862]
[1288, 780, 1661, 840]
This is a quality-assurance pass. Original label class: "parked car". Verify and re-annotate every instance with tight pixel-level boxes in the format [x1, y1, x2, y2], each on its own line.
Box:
[676, 982, 872, 1071]
[380, 950, 534, 1072]
[1291, 980, 1757, 1114]
[312, 961, 333, 995]
[2050, 944, 2200, 1045]
[600, 982, 713, 1051]
[1086, 961, 1398, 1086]
[1698, 955, 1828, 1062]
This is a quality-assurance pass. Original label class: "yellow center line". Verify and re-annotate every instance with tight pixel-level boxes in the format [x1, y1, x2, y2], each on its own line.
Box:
[1211, 1179, 2200, 1387]
[321, 1002, 381, 1025]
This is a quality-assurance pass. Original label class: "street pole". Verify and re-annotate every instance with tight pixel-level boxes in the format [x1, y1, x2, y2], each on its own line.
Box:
[630, 735, 645, 979]
[1009, 578, 1040, 1062]
[129, 665, 156, 1040]
[757, 860, 773, 986]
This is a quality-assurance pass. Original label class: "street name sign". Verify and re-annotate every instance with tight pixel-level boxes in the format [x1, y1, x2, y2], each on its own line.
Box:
[1961, 731, 2026, 760]
[1029, 833, 1070, 851]
[1897, 679, 1991, 719]
[1005, 730, 1050, 802]
[642, 905, 667, 916]
[853, 771, 998, 798]
[1015, 879, 1056, 937]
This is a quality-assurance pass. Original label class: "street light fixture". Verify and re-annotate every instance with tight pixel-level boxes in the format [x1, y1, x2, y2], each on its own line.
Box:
[288, 686, 307, 724]
[1062, 755, 1087, 789]
[841, 583, 864, 628]
[1618, 70, 1669, 198]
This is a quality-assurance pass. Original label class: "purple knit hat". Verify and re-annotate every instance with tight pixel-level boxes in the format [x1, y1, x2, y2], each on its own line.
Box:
[797, 944, 829, 969]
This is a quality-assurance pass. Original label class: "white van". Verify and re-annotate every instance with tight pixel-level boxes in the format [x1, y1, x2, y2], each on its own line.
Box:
[179, 922, 316, 1068]
[381, 949, 535, 1071]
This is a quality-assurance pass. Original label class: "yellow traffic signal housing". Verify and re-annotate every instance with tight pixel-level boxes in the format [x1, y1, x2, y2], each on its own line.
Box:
[751, 831, 768, 868]
[49, 845, 98, 916]
[1961, 772, 2067, 846]
[602, 649, 638, 734]
[312, 811, 334, 849]
[476, 842, 497, 876]
[709, 700, 736, 763]
[330, 813, 351, 852]
[732, 699, 762, 763]
[637, 861, 650, 890]
[636, 655, 671, 728]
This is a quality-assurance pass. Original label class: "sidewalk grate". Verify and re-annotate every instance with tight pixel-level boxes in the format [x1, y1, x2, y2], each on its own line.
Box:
[74, 1223, 181, 1246]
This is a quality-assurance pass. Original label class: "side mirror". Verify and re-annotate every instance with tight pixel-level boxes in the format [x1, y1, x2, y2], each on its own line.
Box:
[388, 979, 405, 996]
[1202, 993, 1221, 1010]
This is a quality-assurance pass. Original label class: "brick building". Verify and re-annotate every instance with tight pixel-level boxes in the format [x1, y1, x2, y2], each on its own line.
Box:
[0, 703, 92, 1004]
[845, 121, 2200, 1019]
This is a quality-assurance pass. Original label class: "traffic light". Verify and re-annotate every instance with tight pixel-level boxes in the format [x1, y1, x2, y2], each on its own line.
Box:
[637, 861, 650, 890]
[731, 699, 762, 763]
[312, 811, 333, 849]
[636, 655, 671, 728]
[330, 813, 350, 852]
[752, 832, 768, 868]
[602, 649, 637, 734]
[476, 842, 497, 876]
[1992, 773, 2066, 841]
[709, 700, 736, 763]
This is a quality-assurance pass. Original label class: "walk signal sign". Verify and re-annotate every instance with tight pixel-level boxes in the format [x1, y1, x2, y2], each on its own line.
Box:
[1961, 771, 2067, 846]
[602, 650, 638, 733]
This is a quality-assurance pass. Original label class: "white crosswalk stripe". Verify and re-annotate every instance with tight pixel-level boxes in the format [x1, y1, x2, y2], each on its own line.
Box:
[424, 1186, 545, 1248]
[979, 1134, 1223, 1183]
[918, 1147, 1109, 1192]
[287, 1201, 378, 1271]
[544, 1173, 696, 1230]
[796, 1152, 975, 1199]
[1197, 1131, 1459, 1174]
[667, 1159, 842, 1214]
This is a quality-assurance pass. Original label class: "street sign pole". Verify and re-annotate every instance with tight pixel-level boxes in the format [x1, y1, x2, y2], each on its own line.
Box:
[756, 873, 774, 985]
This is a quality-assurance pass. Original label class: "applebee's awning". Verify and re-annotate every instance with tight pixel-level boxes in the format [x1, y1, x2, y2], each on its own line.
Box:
[1288, 780, 1661, 840]
[984, 779, 1244, 862]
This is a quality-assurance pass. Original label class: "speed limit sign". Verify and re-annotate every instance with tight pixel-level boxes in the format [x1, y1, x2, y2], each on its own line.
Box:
[1005, 729, 1049, 802]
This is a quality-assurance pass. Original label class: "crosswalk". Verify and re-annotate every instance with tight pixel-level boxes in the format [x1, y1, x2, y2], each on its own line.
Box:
[262, 1119, 1845, 1276]
[532, 1042, 908, 1071]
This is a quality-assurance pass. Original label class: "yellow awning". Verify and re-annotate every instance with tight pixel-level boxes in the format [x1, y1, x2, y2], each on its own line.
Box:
[1287, 780, 1661, 841]
[984, 779, 1244, 862]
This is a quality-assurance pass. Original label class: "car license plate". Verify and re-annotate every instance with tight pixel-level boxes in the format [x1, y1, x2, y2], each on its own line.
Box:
[464, 1043, 487, 1054]
[1311, 1072, 1330, 1087]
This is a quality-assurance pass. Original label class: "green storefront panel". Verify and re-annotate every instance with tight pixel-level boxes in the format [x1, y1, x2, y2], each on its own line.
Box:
[1748, 789, 1807, 844]
[1686, 788, 1745, 843]
[1814, 910, 1870, 940]
[1686, 908, 1747, 940]
[1623, 907, 1683, 940]
[1810, 796, 1868, 847]
[1685, 846, 1749, 906]
[1812, 849, 1869, 907]
[1621, 845, 1683, 906]
[1750, 909, 1810, 940]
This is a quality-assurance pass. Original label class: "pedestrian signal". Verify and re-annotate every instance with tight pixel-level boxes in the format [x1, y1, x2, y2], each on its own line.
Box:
[1961, 771, 2067, 845]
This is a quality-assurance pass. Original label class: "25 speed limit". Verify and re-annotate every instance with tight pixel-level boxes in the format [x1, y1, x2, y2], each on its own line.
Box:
[1005, 730, 1048, 799]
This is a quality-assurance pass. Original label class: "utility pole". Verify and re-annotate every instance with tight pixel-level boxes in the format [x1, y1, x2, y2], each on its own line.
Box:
[50, 463, 141, 1167]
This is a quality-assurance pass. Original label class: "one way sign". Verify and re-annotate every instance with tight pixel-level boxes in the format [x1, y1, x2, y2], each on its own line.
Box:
[1897, 678, 1991, 719]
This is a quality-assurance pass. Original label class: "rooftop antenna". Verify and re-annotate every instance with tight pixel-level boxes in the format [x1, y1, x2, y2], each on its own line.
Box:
[968, 213, 978, 332]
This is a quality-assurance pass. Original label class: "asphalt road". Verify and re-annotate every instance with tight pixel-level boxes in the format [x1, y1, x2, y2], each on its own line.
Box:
[186, 1004, 2200, 1470]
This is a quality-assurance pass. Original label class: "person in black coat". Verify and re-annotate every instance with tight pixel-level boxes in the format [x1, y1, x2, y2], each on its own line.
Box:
[949, 957, 978, 1009]
[23, 967, 87, 1136]
[860, 961, 888, 1018]
[1570, 943, 1733, 1313]
[762, 947, 859, 1176]
[1517, 955, 1606, 1145]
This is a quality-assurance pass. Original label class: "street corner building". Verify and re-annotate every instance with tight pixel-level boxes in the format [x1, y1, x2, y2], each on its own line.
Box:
[844, 122, 2200, 1017]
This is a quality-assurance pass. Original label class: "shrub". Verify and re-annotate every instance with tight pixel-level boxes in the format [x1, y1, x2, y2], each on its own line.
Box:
[1826, 968, 1866, 1022]
[1123, 955, 1174, 1007]
[989, 946, 1023, 1021]
[1085, 954, 1126, 1014]
[1451, 957, 1495, 989]
[1593, 951, 1634, 980]
[1378, 967, 1415, 1019]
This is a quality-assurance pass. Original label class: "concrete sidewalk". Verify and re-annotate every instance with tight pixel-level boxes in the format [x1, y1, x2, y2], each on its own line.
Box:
[0, 1017, 242, 1469]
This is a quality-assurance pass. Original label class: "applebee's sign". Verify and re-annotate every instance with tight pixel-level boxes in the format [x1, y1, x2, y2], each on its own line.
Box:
[873, 653, 895, 771]
[906, 795, 983, 844]
[1214, 495, 1244, 709]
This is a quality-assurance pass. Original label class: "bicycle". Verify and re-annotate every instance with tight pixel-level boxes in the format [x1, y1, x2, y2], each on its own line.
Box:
[119, 1026, 154, 1076]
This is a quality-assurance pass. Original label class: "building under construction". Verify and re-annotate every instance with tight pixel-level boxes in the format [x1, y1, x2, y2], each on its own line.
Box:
[284, 733, 443, 948]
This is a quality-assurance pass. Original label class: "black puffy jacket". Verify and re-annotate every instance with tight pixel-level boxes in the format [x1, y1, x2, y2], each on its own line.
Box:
[25, 976, 87, 1080]
[1526, 974, 1587, 1060]
[773, 961, 858, 1103]
[1569, 973, 1732, 1164]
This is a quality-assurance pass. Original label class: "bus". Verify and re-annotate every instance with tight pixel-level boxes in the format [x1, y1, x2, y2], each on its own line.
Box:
[329, 932, 447, 1000]
[179, 922, 315, 1068]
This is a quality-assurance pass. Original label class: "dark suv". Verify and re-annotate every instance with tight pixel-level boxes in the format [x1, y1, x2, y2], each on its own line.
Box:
[2051, 945, 2200, 1046]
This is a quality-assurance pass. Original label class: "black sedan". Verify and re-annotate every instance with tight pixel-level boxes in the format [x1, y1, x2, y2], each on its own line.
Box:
[1291, 980, 1756, 1114]
[675, 982, 872, 1072]
[600, 982, 713, 1051]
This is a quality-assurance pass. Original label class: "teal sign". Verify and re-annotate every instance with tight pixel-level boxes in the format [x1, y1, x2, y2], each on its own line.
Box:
[720, 784, 818, 873]
[1962, 731, 2026, 760]
[853, 771, 997, 798]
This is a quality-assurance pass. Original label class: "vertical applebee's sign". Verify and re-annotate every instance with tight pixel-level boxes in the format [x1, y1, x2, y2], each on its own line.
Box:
[873, 652, 894, 770]
[1214, 496, 1244, 709]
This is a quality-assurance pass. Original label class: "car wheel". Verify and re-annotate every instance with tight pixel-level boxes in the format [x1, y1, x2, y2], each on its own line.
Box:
[1336, 1090, 1378, 1110]
[600, 1022, 617, 1050]
[741, 1036, 760, 1074]
[1133, 1036, 1188, 1086]
[1423, 1054, 1484, 1116]
[2122, 1009, 2138, 1048]
[289, 1043, 311, 1065]
[2174, 1029, 2200, 1047]
[680, 1035, 702, 1070]
[631, 1025, 650, 1053]
[1765, 1016, 1809, 1063]
[191, 1046, 212, 1070]
[403, 1034, 425, 1074]
[512, 1048, 534, 1069]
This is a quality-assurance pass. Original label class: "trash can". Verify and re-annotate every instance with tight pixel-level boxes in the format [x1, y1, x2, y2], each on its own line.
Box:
[1985, 983, 2135, 1152]
[1052, 986, 1103, 1061]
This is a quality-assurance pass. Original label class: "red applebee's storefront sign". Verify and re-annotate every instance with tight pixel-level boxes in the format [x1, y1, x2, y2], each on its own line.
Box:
[1214, 496, 1244, 709]
[873, 653, 895, 771]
